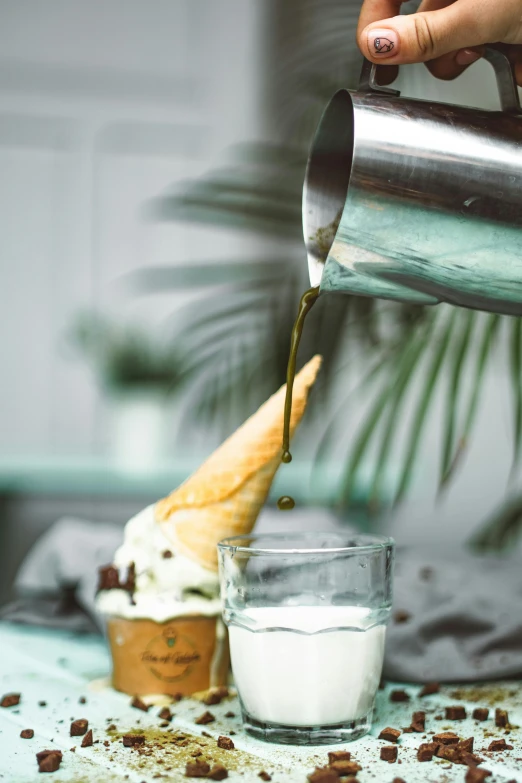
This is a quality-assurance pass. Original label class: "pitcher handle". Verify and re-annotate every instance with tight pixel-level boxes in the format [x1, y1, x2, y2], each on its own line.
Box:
[358, 58, 400, 96]
[358, 45, 521, 113]
[483, 44, 521, 114]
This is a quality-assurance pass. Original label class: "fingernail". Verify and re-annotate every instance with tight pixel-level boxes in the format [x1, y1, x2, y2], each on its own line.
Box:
[368, 29, 399, 58]
[455, 48, 482, 66]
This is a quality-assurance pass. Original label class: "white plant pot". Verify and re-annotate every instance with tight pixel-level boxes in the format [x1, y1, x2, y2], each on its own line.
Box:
[108, 390, 169, 472]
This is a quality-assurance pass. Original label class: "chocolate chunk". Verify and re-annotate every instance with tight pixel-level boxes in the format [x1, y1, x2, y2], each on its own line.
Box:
[38, 701, 47, 707]
[208, 766, 229, 781]
[472, 708, 489, 721]
[390, 690, 409, 702]
[458, 737, 474, 753]
[131, 696, 150, 712]
[393, 610, 411, 624]
[1, 693, 20, 708]
[329, 761, 361, 775]
[123, 735, 145, 747]
[38, 753, 61, 773]
[103, 740, 109, 747]
[495, 708, 509, 727]
[445, 705, 466, 720]
[79, 696, 86, 704]
[224, 711, 236, 719]
[70, 719, 88, 737]
[36, 750, 62, 764]
[217, 736, 234, 751]
[433, 732, 459, 745]
[185, 761, 211, 778]
[162, 550, 173, 559]
[201, 731, 211, 738]
[107, 724, 116, 731]
[392, 779, 406, 783]
[36, 750, 62, 773]
[258, 773, 271, 781]
[97, 563, 135, 594]
[436, 745, 459, 763]
[97, 564, 121, 591]
[419, 682, 439, 697]
[327, 751, 351, 764]
[173, 692, 184, 701]
[203, 692, 222, 706]
[465, 769, 492, 783]
[195, 711, 215, 725]
[307, 768, 339, 783]
[488, 738, 513, 751]
[81, 730, 93, 748]
[380, 745, 398, 762]
[378, 727, 401, 742]
[460, 751, 484, 768]
[410, 712, 425, 732]
[417, 742, 437, 761]
[158, 707, 172, 722]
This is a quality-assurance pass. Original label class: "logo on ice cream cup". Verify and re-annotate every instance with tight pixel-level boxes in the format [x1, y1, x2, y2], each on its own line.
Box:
[140, 625, 201, 682]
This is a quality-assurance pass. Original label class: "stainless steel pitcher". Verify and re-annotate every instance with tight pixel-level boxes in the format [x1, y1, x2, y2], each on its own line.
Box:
[303, 48, 522, 315]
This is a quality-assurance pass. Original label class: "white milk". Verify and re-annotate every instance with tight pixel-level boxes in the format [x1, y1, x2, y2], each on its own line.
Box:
[229, 606, 385, 727]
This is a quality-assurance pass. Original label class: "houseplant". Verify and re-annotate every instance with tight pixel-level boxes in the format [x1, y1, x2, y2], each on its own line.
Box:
[71, 313, 185, 470]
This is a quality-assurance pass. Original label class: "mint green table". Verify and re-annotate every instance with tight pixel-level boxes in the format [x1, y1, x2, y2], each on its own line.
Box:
[1, 623, 520, 782]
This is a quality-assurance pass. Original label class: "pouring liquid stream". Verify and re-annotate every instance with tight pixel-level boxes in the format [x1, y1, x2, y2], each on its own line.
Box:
[277, 285, 320, 511]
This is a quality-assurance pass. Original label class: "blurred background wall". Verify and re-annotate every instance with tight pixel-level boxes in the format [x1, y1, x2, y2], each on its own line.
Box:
[0, 0, 521, 603]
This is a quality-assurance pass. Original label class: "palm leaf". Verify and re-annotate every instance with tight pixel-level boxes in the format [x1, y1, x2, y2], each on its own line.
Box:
[393, 308, 458, 506]
[337, 317, 434, 508]
[439, 309, 476, 488]
[446, 314, 501, 474]
[510, 316, 522, 474]
[368, 315, 437, 505]
[470, 493, 522, 552]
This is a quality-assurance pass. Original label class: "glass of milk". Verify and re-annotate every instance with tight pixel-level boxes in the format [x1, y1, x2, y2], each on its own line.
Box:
[218, 532, 394, 745]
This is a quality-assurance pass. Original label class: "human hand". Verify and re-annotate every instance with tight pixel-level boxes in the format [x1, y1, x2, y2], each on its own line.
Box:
[357, 0, 522, 85]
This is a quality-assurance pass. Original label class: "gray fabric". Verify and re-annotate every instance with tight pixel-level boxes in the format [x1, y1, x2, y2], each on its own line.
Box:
[2, 516, 522, 683]
[0, 517, 122, 633]
[385, 545, 522, 683]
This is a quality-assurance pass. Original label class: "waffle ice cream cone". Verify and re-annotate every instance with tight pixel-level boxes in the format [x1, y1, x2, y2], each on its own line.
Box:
[156, 355, 322, 570]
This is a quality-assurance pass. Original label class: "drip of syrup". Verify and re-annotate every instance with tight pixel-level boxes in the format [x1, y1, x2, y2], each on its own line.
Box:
[277, 285, 320, 511]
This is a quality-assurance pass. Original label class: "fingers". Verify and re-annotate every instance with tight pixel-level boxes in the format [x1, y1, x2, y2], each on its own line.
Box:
[374, 64, 400, 85]
[425, 46, 484, 80]
[357, 0, 493, 65]
[357, 0, 407, 37]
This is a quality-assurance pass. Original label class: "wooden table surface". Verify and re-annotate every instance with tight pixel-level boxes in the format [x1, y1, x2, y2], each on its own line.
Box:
[1, 622, 520, 782]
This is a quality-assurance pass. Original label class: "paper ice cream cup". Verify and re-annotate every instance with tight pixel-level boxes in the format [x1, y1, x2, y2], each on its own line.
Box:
[107, 615, 229, 697]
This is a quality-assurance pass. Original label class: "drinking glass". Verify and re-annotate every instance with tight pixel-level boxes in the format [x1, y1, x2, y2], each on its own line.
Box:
[218, 532, 394, 745]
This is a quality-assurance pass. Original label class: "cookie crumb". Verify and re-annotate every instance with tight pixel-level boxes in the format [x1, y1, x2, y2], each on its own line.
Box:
[445, 705, 466, 720]
[390, 690, 409, 703]
[81, 729, 93, 748]
[131, 696, 150, 712]
[217, 736, 235, 751]
[195, 711, 215, 725]
[70, 719, 88, 737]
[380, 746, 398, 763]
[1, 693, 20, 708]
[378, 727, 401, 742]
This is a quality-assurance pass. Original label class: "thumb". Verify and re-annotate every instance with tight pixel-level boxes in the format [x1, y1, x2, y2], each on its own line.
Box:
[360, 1, 490, 64]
